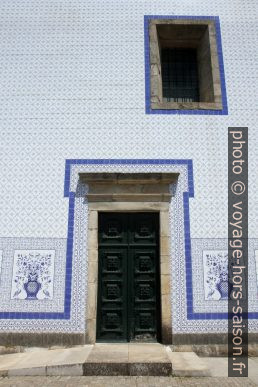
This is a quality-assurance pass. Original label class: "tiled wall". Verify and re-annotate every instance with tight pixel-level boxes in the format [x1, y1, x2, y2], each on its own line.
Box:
[0, 0, 257, 336]
[0, 161, 257, 335]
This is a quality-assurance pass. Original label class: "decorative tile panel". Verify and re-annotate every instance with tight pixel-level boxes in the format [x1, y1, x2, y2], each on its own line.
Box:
[203, 251, 229, 301]
[0, 237, 68, 331]
[191, 239, 258, 321]
[11, 250, 55, 300]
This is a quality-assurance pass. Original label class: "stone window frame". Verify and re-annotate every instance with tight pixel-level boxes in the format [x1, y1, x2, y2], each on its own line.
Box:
[144, 15, 228, 115]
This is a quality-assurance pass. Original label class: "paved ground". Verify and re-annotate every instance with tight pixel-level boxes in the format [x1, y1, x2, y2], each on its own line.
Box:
[0, 376, 256, 386]
[201, 357, 258, 384]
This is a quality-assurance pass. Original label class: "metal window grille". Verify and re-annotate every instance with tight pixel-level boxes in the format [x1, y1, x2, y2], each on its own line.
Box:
[161, 48, 199, 103]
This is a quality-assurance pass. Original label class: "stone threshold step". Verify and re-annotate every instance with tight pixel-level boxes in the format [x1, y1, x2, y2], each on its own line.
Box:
[0, 343, 210, 377]
[83, 343, 171, 376]
[166, 348, 211, 377]
[83, 362, 171, 376]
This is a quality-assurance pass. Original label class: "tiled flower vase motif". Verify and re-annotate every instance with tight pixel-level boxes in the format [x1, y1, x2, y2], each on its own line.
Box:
[11, 250, 55, 300]
[203, 250, 232, 300]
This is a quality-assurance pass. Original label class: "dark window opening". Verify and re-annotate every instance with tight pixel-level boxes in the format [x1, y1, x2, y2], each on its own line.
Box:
[161, 48, 199, 103]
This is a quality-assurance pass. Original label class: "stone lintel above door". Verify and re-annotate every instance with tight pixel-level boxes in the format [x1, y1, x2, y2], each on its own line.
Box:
[79, 172, 178, 202]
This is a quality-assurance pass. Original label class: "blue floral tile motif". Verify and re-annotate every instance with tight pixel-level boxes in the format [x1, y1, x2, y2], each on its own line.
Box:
[11, 250, 55, 300]
[203, 250, 231, 300]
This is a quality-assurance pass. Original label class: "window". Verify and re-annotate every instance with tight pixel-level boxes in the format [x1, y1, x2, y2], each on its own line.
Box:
[145, 16, 228, 114]
[162, 48, 199, 103]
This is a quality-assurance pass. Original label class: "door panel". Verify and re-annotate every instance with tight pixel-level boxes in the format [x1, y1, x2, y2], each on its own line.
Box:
[129, 248, 158, 341]
[96, 247, 128, 341]
[98, 213, 128, 245]
[129, 213, 157, 245]
[96, 212, 160, 342]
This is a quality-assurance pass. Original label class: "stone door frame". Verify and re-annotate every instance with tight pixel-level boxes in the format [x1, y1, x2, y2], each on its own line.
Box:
[86, 201, 172, 344]
[81, 172, 177, 344]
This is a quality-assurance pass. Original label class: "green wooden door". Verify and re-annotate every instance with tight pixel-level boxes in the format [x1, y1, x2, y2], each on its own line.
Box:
[96, 212, 160, 342]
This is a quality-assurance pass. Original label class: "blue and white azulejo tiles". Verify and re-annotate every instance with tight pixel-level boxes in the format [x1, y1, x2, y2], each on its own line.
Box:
[203, 250, 231, 301]
[11, 250, 55, 300]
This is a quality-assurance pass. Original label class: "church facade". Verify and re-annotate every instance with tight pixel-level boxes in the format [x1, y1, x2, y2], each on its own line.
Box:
[0, 0, 257, 351]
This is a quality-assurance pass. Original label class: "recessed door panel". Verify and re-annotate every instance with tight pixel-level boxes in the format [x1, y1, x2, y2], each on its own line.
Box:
[129, 213, 157, 245]
[98, 213, 128, 245]
[96, 212, 160, 342]
[96, 247, 127, 341]
[128, 248, 158, 341]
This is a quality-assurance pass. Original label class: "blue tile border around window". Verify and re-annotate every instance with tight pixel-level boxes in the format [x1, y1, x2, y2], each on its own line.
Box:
[144, 15, 228, 115]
